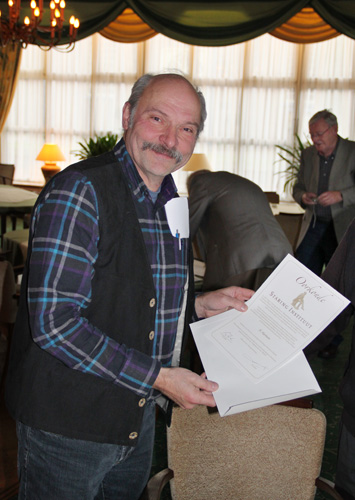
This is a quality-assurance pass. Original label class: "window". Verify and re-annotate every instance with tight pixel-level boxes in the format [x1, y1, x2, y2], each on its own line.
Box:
[2, 32, 355, 195]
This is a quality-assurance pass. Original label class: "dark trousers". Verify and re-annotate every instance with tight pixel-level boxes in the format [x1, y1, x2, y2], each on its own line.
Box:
[295, 218, 338, 277]
[335, 421, 355, 500]
[296, 218, 342, 348]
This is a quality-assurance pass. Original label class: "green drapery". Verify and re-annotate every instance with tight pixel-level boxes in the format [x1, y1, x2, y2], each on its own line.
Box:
[126, 0, 307, 46]
[1, 1, 355, 46]
[312, 0, 355, 41]
[123, 0, 355, 45]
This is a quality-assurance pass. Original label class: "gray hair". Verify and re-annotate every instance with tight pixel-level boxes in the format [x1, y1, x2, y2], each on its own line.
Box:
[309, 109, 338, 128]
[126, 73, 207, 137]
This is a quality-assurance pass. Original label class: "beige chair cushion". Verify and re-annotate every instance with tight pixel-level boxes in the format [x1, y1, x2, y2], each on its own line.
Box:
[167, 404, 326, 500]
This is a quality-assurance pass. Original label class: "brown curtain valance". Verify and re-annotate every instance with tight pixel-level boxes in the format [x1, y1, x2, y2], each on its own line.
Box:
[100, 8, 157, 43]
[271, 7, 340, 43]
[100, 6, 340, 46]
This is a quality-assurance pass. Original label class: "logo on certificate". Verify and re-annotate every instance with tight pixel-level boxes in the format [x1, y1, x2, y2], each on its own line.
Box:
[291, 292, 306, 310]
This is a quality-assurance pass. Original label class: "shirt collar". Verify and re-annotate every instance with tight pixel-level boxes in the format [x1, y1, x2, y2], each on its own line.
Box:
[113, 138, 178, 207]
[318, 136, 339, 161]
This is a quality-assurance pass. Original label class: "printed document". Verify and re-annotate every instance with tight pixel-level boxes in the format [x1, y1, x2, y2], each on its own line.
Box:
[191, 254, 350, 416]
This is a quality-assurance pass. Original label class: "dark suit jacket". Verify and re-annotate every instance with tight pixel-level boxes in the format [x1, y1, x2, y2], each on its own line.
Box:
[304, 218, 355, 435]
[188, 171, 292, 291]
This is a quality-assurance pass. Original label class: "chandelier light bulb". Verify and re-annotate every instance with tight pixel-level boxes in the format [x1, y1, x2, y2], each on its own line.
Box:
[0, 0, 79, 50]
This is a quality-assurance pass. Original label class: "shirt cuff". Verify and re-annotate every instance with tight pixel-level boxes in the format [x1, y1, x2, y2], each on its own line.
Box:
[117, 348, 162, 397]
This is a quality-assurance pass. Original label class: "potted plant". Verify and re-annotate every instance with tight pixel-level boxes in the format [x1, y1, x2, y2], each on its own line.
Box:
[275, 134, 311, 193]
[72, 132, 118, 160]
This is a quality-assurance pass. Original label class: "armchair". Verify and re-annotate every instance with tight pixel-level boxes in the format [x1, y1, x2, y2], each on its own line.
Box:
[141, 402, 343, 500]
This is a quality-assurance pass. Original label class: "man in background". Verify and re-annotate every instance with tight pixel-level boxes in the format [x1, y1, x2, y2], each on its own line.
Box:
[293, 109, 355, 358]
[188, 170, 292, 291]
[5, 73, 253, 500]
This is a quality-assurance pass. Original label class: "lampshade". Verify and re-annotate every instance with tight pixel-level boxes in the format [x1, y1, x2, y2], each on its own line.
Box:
[37, 143, 66, 184]
[182, 153, 211, 172]
[36, 143, 66, 163]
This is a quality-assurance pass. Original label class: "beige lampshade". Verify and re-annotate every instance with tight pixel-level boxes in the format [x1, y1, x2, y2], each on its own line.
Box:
[182, 153, 211, 172]
[36, 143, 66, 164]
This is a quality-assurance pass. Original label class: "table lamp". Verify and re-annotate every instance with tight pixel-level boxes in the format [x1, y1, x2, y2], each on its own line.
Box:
[182, 153, 211, 172]
[181, 153, 211, 194]
[36, 143, 65, 184]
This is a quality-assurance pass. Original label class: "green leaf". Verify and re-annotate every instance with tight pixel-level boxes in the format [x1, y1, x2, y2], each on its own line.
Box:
[71, 132, 119, 160]
[274, 134, 312, 193]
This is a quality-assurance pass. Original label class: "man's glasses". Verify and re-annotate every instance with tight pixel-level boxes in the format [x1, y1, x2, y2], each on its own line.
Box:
[309, 125, 333, 140]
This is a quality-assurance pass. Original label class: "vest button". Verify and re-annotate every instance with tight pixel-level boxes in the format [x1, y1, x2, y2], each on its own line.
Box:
[129, 432, 138, 440]
[139, 398, 146, 407]
[149, 298, 156, 308]
[149, 330, 155, 340]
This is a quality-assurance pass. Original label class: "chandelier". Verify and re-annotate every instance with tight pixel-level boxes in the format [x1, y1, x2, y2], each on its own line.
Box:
[0, 0, 80, 51]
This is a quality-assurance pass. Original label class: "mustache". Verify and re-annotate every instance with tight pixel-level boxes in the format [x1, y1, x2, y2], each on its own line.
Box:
[142, 142, 183, 163]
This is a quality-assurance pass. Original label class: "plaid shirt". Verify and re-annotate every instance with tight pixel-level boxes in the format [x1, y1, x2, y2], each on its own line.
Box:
[28, 139, 188, 397]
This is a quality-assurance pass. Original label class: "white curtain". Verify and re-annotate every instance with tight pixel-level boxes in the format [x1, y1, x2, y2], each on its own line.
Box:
[2, 32, 355, 195]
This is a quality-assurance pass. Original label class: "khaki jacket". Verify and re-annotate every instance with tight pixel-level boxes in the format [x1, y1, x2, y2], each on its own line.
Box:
[293, 136, 355, 247]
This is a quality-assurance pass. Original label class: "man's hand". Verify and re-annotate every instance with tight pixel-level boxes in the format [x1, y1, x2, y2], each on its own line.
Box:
[317, 190, 342, 206]
[195, 286, 254, 319]
[301, 192, 318, 205]
[153, 287, 253, 410]
[153, 367, 218, 409]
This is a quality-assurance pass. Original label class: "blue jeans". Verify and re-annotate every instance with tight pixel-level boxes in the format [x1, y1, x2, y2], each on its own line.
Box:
[16, 401, 156, 500]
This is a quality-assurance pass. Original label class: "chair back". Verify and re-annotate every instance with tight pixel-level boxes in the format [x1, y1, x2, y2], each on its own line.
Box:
[0, 164, 15, 185]
[0, 260, 17, 326]
[264, 191, 280, 204]
[167, 404, 326, 500]
[0, 260, 18, 390]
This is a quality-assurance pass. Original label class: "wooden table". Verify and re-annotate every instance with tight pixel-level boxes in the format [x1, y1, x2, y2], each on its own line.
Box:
[0, 185, 38, 246]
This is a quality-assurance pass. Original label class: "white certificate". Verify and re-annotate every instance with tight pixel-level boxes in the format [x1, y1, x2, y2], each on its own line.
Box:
[191, 254, 350, 416]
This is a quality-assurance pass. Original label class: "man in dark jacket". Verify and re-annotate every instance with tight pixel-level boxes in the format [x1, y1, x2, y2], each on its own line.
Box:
[188, 170, 292, 291]
[305, 217, 355, 499]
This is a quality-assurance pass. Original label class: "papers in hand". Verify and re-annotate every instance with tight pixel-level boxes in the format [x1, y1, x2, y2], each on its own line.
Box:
[190, 254, 350, 417]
